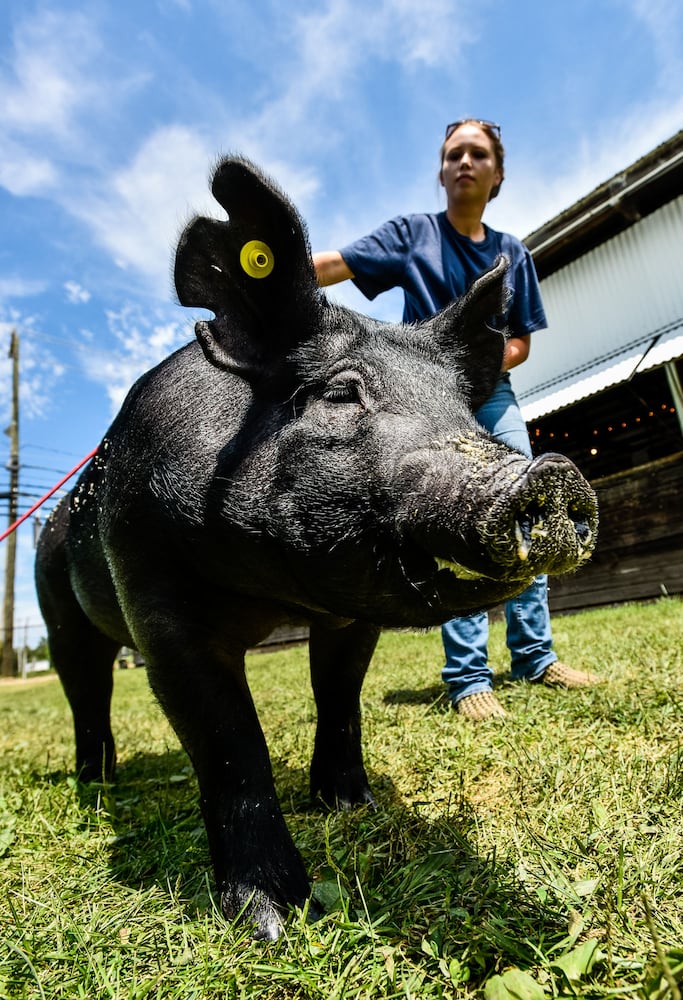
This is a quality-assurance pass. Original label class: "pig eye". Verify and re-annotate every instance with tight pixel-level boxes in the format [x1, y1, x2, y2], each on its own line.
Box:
[324, 380, 363, 405]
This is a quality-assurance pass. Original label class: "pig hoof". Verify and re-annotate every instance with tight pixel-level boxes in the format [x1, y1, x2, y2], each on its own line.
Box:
[253, 911, 284, 942]
[313, 783, 376, 811]
[222, 884, 308, 941]
[222, 887, 283, 941]
[311, 762, 376, 810]
[336, 788, 376, 811]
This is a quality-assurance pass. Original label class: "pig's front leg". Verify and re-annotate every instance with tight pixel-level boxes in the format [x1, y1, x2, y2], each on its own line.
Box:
[309, 619, 381, 808]
[143, 638, 311, 940]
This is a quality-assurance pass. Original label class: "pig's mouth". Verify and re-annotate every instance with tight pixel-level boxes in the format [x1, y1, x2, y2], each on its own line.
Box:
[432, 503, 594, 582]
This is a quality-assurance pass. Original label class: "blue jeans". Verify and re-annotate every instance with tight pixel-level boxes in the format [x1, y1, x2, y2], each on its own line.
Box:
[441, 374, 557, 704]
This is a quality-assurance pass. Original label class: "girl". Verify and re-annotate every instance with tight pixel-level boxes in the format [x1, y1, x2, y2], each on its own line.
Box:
[313, 119, 601, 720]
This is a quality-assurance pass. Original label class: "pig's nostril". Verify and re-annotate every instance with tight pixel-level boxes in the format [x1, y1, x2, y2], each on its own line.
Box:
[520, 502, 546, 532]
[574, 519, 591, 543]
[514, 502, 547, 561]
[514, 517, 532, 561]
[568, 501, 593, 544]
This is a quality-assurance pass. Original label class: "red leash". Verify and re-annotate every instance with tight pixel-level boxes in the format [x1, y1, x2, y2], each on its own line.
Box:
[0, 447, 99, 543]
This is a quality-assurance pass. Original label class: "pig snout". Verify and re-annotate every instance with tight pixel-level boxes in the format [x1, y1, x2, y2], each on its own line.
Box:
[396, 443, 598, 583]
[485, 452, 598, 575]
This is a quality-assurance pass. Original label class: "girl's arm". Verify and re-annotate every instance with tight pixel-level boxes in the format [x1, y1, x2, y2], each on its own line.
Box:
[312, 250, 355, 287]
[502, 334, 530, 371]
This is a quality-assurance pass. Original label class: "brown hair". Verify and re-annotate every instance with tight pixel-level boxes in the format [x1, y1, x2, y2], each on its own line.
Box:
[439, 120, 505, 201]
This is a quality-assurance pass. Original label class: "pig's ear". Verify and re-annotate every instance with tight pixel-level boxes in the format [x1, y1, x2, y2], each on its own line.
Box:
[430, 255, 510, 411]
[174, 156, 320, 377]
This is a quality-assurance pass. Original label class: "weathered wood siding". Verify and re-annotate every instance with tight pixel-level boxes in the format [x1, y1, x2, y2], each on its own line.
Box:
[548, 450, 683, 611]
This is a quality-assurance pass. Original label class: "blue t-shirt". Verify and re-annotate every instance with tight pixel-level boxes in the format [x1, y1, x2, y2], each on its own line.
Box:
[340, 212, 547, 334]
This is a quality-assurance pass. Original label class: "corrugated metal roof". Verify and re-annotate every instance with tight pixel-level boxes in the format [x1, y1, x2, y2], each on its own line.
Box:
[513, 195, 683, 420]
[525, 130, 683, 279]
[517, 324, 683, 421]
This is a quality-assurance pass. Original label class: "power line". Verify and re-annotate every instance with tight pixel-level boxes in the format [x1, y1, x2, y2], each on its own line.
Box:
[13, 482, 70, 492]
[0, 621, 47, 637]
[21, 463, 73, 474]
[22, 442, 91, 459]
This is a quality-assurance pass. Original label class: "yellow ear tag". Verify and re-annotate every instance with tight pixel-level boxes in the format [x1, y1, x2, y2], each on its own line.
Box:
[239, 240, 275, 279]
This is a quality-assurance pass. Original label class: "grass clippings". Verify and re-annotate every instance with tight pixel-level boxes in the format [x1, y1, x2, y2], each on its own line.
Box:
[1, 597, 681, 998]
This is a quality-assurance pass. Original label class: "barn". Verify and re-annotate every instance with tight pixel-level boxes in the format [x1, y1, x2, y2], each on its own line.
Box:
[513, 129, 683, 611]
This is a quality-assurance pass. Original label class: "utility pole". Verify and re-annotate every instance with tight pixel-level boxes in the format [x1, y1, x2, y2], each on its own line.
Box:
[2, 331, 19, 677]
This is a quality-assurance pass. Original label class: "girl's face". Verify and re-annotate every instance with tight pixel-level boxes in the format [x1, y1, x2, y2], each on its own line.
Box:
[439, 123, 503, 206]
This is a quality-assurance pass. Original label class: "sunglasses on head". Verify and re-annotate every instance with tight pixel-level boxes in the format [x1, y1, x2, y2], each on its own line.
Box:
[445, 119, 501, 141]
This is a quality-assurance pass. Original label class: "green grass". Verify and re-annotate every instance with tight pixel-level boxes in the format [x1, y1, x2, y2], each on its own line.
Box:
[1, 597, 682, 999]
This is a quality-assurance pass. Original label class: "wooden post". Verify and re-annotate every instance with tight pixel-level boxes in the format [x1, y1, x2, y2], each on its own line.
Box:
[664, 361, 683, 439]
[2, 331, 19, 677]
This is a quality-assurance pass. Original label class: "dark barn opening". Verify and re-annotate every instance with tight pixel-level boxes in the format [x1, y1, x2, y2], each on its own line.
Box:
[529, 363, 682, 480]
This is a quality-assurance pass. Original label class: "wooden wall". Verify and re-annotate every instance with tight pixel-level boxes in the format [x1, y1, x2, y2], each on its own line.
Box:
[548, 450, 683, 611]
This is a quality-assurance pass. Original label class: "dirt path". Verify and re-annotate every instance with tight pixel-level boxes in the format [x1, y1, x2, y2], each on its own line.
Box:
[0, 673, 58, 688]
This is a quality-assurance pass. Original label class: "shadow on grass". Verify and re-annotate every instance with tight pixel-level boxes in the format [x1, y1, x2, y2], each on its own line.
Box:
[384, 670, 514, 707]
[324, 801, 568, 975]
[383, 684, 446, 706]
[60, 744, 567, 974]
[71, 748, 207, 888]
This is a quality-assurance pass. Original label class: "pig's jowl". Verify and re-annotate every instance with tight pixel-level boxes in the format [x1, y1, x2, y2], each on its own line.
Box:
[35, 157, 598, 940]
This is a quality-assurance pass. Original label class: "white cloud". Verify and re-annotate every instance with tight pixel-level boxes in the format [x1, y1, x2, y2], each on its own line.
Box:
[480, 0, 683, 239]
[629, 0, 683, 89]
[0, 9, 102, 137]
[0, 1, 477, 300]
[0, 277, 49, 302]
[377, 0, 478, 66]
[0, 318, 66, 422]
[0, 138, 57, 196]
[77, 303, 191, 413]
[64, 281, 91, 305]
[0, 7, 149, 201]
[2, 0, 680, 320]
[489, 95, 683, 240]
[234, 0, 475, 152]
[291, 0, 475, 92]
[65, 125, 220, 299]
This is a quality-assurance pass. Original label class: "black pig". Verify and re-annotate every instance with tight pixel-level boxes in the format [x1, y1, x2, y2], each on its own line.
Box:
[35, 157, 597, 940]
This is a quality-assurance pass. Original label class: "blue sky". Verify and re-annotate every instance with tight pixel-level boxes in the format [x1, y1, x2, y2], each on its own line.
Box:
[1, 0, 682, 641]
